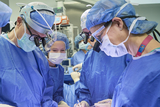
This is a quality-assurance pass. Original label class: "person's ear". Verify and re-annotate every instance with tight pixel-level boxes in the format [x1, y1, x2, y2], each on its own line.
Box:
[112, 17, 124, 31]
[16, 17, 23, 28]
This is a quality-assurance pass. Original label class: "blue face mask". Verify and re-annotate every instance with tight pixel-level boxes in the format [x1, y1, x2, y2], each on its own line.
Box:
[14, 22, 37, 52]
[79, 42, 91, 51]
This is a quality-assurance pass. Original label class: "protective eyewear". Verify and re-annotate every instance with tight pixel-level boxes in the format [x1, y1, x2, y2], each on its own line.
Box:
[80, 31, 91, 38]
[23, 19, 46, 47]
[80, 31, 93, 44]
[92, 26, 105, 44]
[92, 21, 112, 44]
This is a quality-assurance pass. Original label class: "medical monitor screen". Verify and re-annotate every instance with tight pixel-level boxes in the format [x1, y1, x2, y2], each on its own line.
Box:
[62, 59, 70, 66]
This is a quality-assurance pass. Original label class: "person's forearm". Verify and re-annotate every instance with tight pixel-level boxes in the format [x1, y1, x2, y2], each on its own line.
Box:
[53, 94, 64, 103]
[75, 81, 92, 106]
[53, 85, 64, 103]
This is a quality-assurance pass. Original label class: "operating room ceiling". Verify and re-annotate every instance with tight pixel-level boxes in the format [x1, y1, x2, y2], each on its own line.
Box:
[56, 0, 160, 13]
[57, 0, 160, 6]
[59, 0, 160, 4]
[54, 0, 160, 12]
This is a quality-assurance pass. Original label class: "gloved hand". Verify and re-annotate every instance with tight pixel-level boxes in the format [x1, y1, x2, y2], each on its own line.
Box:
[72, 63, 82, 72]
[94, 99, 112, 107]
[71, 72, 81, 83]
[58, 101, 70, 107]
[58, 105, 70, 107]
[0, 104, 14, 107]
[74, 101, 90, 107]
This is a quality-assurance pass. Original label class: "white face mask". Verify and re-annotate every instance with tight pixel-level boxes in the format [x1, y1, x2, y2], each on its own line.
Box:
[79, 42, 91, 51]
[100, 17, 146, 57]
[100, 23, 128, 57]
[48, 52, 67, 64]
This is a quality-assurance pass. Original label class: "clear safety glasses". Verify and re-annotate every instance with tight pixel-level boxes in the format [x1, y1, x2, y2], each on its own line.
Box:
[92, 25, 106, 44]
[91, 20, 112, 44]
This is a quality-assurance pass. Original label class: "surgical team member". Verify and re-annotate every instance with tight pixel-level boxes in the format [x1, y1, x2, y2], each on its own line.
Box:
[44, 32, 70, 107]
[0, 2, 58, 107]
[71, 34, 92, 66]
[86, 0, 160, 106]
[0, 3, 13, 107]
[0, 1, 12, 34]
[74, 9, 132, 107]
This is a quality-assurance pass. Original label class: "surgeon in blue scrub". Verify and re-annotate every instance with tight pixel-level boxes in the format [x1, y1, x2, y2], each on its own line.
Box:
[44, 32, 69, 107]
[0, 2, 59, 107]
[0, 1, 13, 107]
[71, 34, 92, 66]
[0, 1, 12, 34]
[86, 0, 160, 107]
[74, 8, 132, 107]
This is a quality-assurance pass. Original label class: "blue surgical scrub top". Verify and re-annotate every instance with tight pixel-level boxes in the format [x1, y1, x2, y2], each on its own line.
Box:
[49, 65, 65, 104]
[112, 49, 160, 107]
[0, 34, 57, 107]
[71, 50, 85, 66]
[75, 49, 132, 106]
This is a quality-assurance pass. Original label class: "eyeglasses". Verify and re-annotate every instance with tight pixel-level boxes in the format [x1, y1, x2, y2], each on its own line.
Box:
[23, 19, 45, 47]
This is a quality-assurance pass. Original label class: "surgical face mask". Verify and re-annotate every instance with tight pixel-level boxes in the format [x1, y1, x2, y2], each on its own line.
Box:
[48, 52, 67, 64]
[100, 23, 128, 57]
[14, 22, 37, 52]
[79, 42, 91, 51]
[100, 17, 146, 57]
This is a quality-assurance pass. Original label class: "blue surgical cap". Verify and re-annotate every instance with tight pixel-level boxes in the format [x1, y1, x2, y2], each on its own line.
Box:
[19, 2, 55, 34]
[0, 1, 12, 27]
[74, 34, 85, 49]
[47, 32, 70, 50]
[86, 0, 157, 34]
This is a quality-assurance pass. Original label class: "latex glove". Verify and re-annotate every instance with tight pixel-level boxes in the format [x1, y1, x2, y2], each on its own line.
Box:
[72, 63, 82, 72]
[74, 101, 90, 107]
[94, 99, 112, 107]
[58, 105, 70, 107]
[0, 104, 14, 107]
[58, 101, 70, 107]
[71, 72, 81, 83]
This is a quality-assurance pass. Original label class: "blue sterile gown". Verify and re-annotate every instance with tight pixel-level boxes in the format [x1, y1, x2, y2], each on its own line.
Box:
[111, 49, 160, 107]
[71, 50, 85, 66]
[49, 65, 65, 104]
[0, 34, 58, 107]
[63, 83, 77, 107]
[75, 49, 132, 106]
